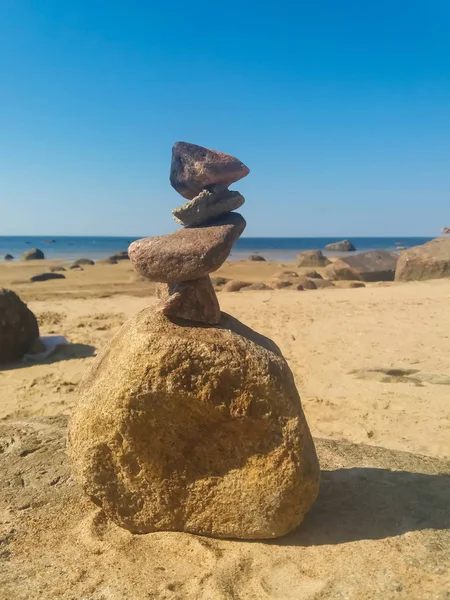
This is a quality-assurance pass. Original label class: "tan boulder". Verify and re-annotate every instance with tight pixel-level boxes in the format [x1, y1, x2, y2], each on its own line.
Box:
[68, 308, 320, 539]
[297, 250, 330, 268]
[395, 237, 450, 281]
[156, 276, 221, 324]
[222, 280, 252, 292]
[326, 250, 398, 282]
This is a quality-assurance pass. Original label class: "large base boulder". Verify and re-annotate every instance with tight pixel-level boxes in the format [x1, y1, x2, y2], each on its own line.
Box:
[68, 308, 320, 539]
[326, 250, 398, 282]
[395, 237, 450, 281]
[0, 289, 40, 362]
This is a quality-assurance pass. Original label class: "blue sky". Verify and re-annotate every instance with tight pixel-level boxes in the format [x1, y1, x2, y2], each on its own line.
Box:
[1, 0, 449, 237]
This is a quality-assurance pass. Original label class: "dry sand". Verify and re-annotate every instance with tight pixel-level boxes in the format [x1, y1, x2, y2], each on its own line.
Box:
[0, 259, 449, 599]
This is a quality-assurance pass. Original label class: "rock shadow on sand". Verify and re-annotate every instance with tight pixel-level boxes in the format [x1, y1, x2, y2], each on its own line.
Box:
[0, 343, 96, 371]
[268, 439, 450, 547]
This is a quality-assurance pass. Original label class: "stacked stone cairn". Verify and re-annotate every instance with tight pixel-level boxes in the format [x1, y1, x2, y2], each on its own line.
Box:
[68, 142, 320, 540]
[129, 142, 249, 323]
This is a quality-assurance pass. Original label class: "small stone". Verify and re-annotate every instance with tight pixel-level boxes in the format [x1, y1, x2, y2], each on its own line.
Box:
[0, 289, 40, 362]
[70, 265, 83, 270]
[50, 266, 66, 272]
[21, 248, 44, 261]
[30, 273, 66, 282]
[73, 258, 95, 266]
[129, 213, 246, 283]
[242, 283, 272, 290]
[170, 142, 250, 200]
[297, 250, 330, 268]
[324, 240, 356, 252]
[157, 277, 221, 324]
[172, 189, 245, 227]
[248, 255, 266, 261]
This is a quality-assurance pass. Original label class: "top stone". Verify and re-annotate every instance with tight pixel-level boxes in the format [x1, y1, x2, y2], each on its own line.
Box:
[170, 142, 250, 200]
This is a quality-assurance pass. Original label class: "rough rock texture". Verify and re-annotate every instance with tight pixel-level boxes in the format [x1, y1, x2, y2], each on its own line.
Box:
[170, 141, 250, 200]
[73, 258, 95, 266]
[326, 251, 398, 282]
[21, 248, 45, 260]
[30, 272, 66, 282]
[325, 240, 356, 252]
[0, 288, 40, 362]
[395, 237, 450, 282]
[68, 308, 320, 539]
[129, 213, 246, 283]
[297, 250, 331, 267]
[156, 276, 221, 324]
[172, 189, 245, 227]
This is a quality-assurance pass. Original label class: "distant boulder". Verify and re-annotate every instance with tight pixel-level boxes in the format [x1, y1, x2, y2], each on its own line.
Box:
[271, 279, 292, 289]
[73, 258, 95, 266]
[110, 251, 129, 261]
[97, 257, 118, 265]
[0, 288, 39, 362]
[324, 240, 356, 252]
[222, 280, 252, 292]
[297, 250, 330, 268]
[30, 273, 66, 282]
[210, 276, 229, 287]
[21, 248, 44, 260]
[242, 283, 272, 290]
[70, 265, 83, 270]
[248, 254, 266, 261]
[50, 266, 66, 272]
[395, 237, 450, 282]
[326, 250, 398, 282]
[3, 254, 14, 261]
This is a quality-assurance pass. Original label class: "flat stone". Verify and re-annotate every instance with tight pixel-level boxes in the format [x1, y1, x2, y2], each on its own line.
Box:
[129, 213, 246, 283]
[326, 250, 398, 282]
[172, 189, 245, 227]
[30, 273, 66, 282]
[157, 276, 221, 324]
[170, 142, 250, 200]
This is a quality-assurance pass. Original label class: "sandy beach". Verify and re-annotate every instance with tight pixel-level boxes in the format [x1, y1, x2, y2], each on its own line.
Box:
[1, 259, 449, 599]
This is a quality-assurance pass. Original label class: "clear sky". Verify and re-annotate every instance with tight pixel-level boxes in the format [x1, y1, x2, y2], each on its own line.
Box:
[1, 0, 449, 237]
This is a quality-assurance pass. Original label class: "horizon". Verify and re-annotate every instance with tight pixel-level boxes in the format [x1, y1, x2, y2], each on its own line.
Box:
[1, 2, 449, 237]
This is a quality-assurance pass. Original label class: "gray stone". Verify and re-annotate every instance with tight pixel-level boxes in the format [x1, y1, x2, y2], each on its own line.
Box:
[3, 254, 14, 261]
[324, 240, 356, 252]
[73, 258, 95, 266]
[170, 142, 250, 200]
[172, 189, 245, 227]
[30, 273, 66, 282]
[157, 277, 221, 324]
[129, 213, 246, 283]
[326, 250, 398, 282]
[248, 255, 266, 261]
[21, 248, 44, 260]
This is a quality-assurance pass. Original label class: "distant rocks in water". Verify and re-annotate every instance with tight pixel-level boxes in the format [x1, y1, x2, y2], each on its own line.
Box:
[170, 141, 250, 200]
[43, 239, 56, 243]
[222, 280, 252, 292]
[324, 240, 356, 252]
[326, 250, 398, 282]
[129, 213, 246, 283]
[72, 258, 95, 266]
[248, 254, 266, 261]
[395, 237, 450, 282]
[30, 272, 66, 282]
[172, 189, 245, 227]
[0, 288, 39, 362]
[21, 248, 44, 261]
[50, 266, 66, 272]
[3, 254, 14, 261]
[68, 309, 320, 538]
[297, 250, 330, 268]
[97, 257, 118, 265]
[110, 251, 129, 261]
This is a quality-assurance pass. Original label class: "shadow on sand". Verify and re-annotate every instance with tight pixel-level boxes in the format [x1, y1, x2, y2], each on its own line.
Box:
[270, 466, 450, 547]
[0, 343, 96, 371]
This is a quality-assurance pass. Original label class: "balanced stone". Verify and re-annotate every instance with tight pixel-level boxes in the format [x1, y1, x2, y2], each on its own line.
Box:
[172, 189, 245, 227]
[170, 142, 250, 200]
[157, 276, 220, 324]
[68, 308, 320, 539]
[129, 213, 246, 283]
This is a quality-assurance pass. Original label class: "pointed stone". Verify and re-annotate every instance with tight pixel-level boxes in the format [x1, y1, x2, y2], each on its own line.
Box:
[170, 142, 250, 200]
[157, 277, 221, 324]
[172, 189, 245, 227]
[129, 213, 246, 283]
